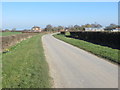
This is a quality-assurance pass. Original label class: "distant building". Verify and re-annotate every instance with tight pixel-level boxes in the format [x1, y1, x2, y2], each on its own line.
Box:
[112, 28, 120, 32]
[59, 29, 65, 32]
[31, 26, 41, 32]
[85, 28, 104, 31]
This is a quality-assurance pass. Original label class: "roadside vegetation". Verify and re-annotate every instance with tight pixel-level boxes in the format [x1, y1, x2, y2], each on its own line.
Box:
[0, 53, 1, 89]
[2, 34, 51, 88]
[0, 32, 22, 36]
[53, 33, 119, 64]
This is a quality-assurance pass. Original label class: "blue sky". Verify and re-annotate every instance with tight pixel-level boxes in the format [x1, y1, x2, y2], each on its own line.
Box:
[2, 2, 118, 30]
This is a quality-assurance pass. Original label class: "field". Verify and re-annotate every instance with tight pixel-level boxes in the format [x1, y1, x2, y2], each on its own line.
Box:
[0, 32, 22, 36]
[53, 34, 119, 64]
[2, 34, 51, 88]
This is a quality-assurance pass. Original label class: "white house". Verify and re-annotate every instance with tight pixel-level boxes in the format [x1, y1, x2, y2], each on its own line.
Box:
[31, 26, 42, 32]
[112, 28, 120, 32]
[85, 28, 104, 31]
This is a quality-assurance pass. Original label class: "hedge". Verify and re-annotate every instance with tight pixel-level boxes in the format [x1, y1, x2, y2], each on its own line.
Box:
[1, 33, 37, 52]
[69, 31, 120, 49]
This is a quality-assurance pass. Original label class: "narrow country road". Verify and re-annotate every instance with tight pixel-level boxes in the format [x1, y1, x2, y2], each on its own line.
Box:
[42, 34, 118, 88]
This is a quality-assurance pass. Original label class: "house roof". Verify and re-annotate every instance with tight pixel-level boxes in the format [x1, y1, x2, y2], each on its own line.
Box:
[32, 26, 40, 28]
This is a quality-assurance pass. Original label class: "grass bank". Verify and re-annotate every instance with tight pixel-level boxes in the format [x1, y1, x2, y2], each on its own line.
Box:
[0, 53, 1, 89]
[2, 34, 51, 88]
[53, 34, 119, 64]
[0, 32, 22, 36]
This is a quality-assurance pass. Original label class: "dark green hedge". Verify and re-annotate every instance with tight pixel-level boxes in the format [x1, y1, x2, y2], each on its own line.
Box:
[69, 31, 120, 49]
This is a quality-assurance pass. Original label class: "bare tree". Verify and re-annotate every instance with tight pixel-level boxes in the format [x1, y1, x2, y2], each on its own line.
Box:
[45, 25, 53, 31]
[5, 29, 10, 32]
[11, 28, 16, 32]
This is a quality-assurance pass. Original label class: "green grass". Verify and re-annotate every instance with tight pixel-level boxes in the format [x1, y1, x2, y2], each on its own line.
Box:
[2, 34, 51, 88]
[65, 32, 70, 36]
[53, 34, 119, 63]
[0, 53, 2, 89]
[0, 32, 22, 36]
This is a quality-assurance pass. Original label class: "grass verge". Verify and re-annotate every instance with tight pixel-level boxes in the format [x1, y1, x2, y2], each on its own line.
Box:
[53, 34, 119, 64]
[2, 34, 51, 88]
[0, 32, 22, 36]
[0, 32, 1, 89]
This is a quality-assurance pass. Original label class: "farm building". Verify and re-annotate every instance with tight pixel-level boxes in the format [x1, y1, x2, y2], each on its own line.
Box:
[85, 28, 104, 31]
[31, 26, 41, 32]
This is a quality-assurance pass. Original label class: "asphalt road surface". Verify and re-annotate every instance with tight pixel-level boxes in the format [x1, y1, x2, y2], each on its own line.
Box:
[42, 34, 118, 88]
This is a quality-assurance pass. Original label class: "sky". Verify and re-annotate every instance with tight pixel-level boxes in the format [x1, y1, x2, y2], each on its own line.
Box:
[2, 2, 118, 30]
[1, 0, 119, 2]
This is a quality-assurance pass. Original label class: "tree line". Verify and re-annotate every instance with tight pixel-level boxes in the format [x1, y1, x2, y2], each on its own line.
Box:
[43, 23, 119, 31]
[3, 23, 119, 32]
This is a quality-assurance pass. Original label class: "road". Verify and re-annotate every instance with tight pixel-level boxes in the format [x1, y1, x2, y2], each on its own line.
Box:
[42, 34, 118, 88]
